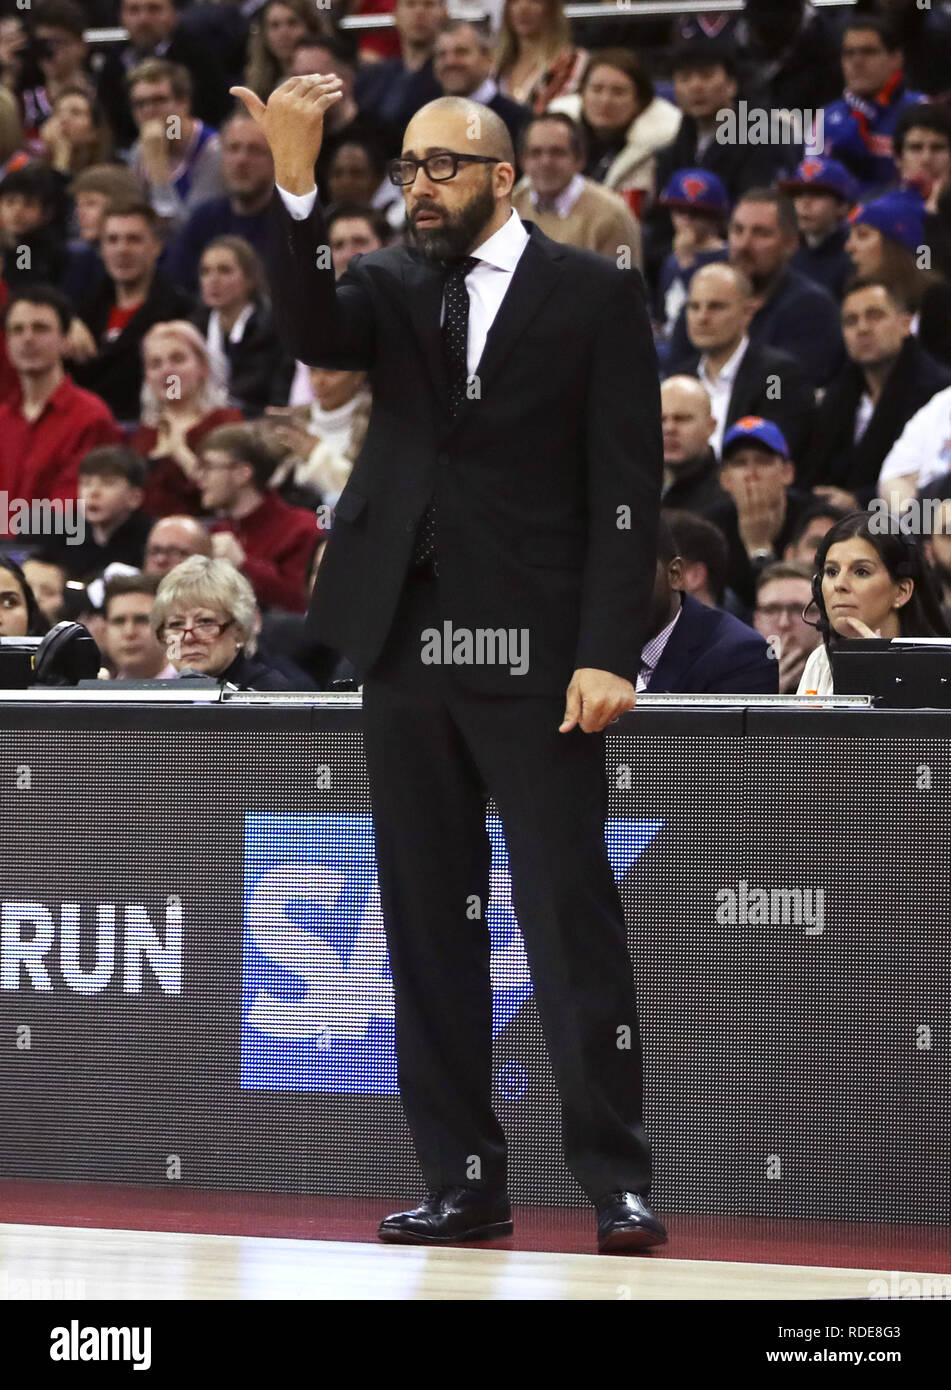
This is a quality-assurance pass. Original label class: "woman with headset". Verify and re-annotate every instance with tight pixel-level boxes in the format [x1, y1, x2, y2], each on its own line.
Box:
[798, 510, 950, 695]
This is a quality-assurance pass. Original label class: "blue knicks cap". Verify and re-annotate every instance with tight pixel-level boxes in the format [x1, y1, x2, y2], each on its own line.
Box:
[722, 416, 790, 459]
[848, 187, 926, 255]
[780, 156, 858, 203]
[659, 168, 730, 217]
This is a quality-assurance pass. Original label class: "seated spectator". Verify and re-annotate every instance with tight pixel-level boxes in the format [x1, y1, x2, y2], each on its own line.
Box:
[326, 137, 389, 209]
[293, 37, 393, 197]
[719, 416, 815, 603]
[547, 47, 681, 216]
[876, 382, 951, 506]
[780, 156, 858, 299]
[646, 40, 790, 289]
[69, 200, 194, 425]
[736, 0, 842, 112]
[433, 20, 530, 155]
[151, 553, 295, 688]
[193, 235, 294, 418]
[352, 0, 445, 155]
[845, 186, 951, 366]
[126, 60, 224, 235]
[639, 516, 777, 694]
[131, 319, 242, 516]
[671, 261, 816, 462]
[244, 0, 334, 102]
[818, 14, 925, 198]
[324, 202, 390, 278]
[60, 164, 141, 304]
[660, 376, 724, 514]
[22, 547, 67, 624]
[0, 165, 67, 291]
[198, 423, 322, 613]
[492, 0, 586, 114]
[69, 169, 143, 244]
[510, 114, 642, 264]
[800, 278, 951, 502]
[727, 188, 844, 389]
[38, 83, 113, 177]
[101, 570, 176, 679]
[654, 169, 729, 349]
[96, 0, 232, 152]
[783, 499, 849, 568]
[164, 109, 275, 294]
[16, 0, 92, 141]
[798, 509, 949, 694]
[143, 512, 212, 575]
[0, 555, 49, 637]
[52, 445, 152, 582]
[752, 560, 820, 694]
[0, 286, 121, 515]
[662, 506, 731, 611]
[893, 102, 951, 215]
[266, 365, 371, 509]
[877, 0, 951, 99]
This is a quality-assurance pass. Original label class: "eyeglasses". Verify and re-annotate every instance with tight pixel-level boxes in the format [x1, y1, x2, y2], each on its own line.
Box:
[386, 152, 501, 186]
[162, 617, 233, 639]
[757, 604, 807, 619]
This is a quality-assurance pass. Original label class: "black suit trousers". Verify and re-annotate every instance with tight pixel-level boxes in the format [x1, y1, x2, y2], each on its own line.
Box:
[361, 569, 652, 1202]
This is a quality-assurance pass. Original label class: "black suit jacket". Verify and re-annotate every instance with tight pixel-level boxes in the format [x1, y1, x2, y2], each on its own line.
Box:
[266, 192, 663, 695]
[669, 341, 817, 466]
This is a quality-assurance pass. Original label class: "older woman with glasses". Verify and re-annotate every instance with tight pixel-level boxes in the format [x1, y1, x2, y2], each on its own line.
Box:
[151, 555, 293, 690]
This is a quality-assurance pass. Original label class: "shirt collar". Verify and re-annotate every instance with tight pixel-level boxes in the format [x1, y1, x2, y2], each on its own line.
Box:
[640, 593, 684, 674]
[15, 372, 71, 419]
[700, 333, 749, 387]
[530, 172, 586, 219]
[470, 77, 498, 105]
[470, 206, 529, 272]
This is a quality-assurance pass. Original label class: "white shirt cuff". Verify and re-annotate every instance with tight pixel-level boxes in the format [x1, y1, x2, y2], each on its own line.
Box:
[277, 184, 318, 220]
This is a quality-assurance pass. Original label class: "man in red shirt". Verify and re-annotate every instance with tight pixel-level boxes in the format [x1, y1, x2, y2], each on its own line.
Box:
[0, 287, 122, 524]
[199, 423, 322, 612]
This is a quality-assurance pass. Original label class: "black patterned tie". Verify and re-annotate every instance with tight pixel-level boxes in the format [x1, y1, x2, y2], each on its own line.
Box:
[411, 254, 479, 572]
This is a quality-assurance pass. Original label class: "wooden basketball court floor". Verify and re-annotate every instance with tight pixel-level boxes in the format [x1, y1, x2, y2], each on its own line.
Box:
[1, 1183, 949, 1299]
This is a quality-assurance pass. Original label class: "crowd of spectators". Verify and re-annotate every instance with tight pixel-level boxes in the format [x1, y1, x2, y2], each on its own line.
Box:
[2, 0, 951, 694]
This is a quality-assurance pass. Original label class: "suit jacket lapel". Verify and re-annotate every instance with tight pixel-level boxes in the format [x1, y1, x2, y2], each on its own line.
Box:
[449, 229, 560, 436]
[401, 224, 563, 438]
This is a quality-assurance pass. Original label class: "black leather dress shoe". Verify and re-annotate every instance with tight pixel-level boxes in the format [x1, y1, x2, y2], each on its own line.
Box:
[378, 1186, 513, 1244]
[595, 1192, 668, 1254]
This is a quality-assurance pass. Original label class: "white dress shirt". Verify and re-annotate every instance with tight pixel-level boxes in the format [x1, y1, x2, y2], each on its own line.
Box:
[277, 186, 530, 376]
[699, 334, 749, 457]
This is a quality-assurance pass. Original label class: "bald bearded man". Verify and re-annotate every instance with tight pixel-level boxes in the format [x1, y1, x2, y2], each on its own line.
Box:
[233, 76, 665, 1253]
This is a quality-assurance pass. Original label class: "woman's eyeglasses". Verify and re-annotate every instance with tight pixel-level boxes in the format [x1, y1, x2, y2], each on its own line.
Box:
[162, 617, 234, 639]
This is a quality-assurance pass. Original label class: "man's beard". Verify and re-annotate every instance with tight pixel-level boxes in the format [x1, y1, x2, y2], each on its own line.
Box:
[407, 177, 497, 261]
